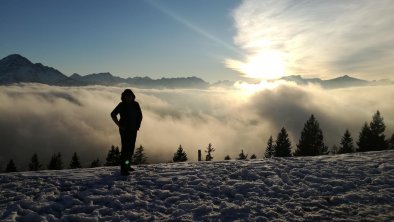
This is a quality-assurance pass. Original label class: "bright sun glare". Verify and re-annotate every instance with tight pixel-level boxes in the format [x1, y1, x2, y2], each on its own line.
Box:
[227, 50, 286, 80]
[227, 50, 287, 96]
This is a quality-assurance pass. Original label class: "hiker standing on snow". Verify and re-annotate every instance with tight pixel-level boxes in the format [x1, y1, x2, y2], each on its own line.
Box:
[111, 89, 143, 176]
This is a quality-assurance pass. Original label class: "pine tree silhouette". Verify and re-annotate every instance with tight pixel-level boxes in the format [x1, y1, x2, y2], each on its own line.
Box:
[90, 158, 102, 168]
[331, 145, 339, 155]
[338, 129, 355, 154]
[173, 145, 188, 162]
[132, 145, 147, 165]
[29, 153, 42, 171]
[6, 159, 17, 172]
[294, 114, 326, 156]
[70, 152, 82, 169]
[224, 155, 231, 160]
[264, 136, 274, 158]
[237, 149, 248, 160]
[106, 145, 121, 166]
[250, 154, 257, 159]
[205, 143, 215, 161]
[369, 111, 388, 151]
[274, 127, 292, 157]
[357, 122, 371, 152]
[48, 152, 63, 170]
[388, 134, 394, 150]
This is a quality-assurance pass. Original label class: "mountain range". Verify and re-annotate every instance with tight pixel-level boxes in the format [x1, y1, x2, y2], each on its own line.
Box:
[0, 54, 209, 89]
[279, 75, 372, 89]
[0, 54, 391, 89]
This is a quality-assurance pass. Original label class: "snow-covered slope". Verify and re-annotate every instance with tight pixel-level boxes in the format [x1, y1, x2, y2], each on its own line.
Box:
[1, 151, 393, 221]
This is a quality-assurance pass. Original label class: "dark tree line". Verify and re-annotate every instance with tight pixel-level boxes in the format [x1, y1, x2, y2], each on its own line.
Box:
[263, 110, 392, 158]
[105, 145, 147, 166]
[3, 150, 104, 173]
[264, 127, 293, 158]
[332, 111, 391, 154]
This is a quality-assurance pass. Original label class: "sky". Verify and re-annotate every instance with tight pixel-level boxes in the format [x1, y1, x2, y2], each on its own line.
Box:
[0, 0, 240, 82]
[1, 0, 393, 82]
[1, 1, 394, 169]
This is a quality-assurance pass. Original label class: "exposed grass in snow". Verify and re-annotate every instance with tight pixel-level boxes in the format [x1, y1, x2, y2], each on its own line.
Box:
[1, 150, 394, 221]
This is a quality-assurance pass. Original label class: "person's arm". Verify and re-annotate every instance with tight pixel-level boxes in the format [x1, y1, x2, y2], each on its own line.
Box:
[136, 102, 143, 130]
[111, 103, 121, 127]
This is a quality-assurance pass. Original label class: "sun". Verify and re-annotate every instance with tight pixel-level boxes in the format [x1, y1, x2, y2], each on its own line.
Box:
[226, 50, 286, 80]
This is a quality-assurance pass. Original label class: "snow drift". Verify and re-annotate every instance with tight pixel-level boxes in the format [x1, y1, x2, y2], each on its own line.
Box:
[1, 150, 393, 221]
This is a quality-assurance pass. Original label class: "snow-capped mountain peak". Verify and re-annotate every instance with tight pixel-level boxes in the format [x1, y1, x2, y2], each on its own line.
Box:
[0, 54, 68, 85]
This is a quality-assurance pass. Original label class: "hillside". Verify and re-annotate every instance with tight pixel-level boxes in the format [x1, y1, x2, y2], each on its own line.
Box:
[1, 150, 393, 221]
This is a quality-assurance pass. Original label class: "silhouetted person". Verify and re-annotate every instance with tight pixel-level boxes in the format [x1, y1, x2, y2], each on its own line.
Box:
[111, 89, 142, 175]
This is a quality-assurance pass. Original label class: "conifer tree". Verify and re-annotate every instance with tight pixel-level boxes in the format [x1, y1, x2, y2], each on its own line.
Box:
[69, 152, 82, 169]
[274, 127, 292, 157]
[250, 154, 257, 159]
[331, 145, 339, 155]
[48, 152, 63, 170]
[90, 158, 102, 168]
[132, 145, 147, 165]
[294, 114, 326, 156]
[106, 145, 121, 166]
[29, 153, 42, 171]
[6, 159, 17, 172]
[338, 129, 355, 154]
[264, 136, 274, 158]
[205, 143, 215, 161]
[173, 145, 188, 162]
[357, 122, 371, 152]
[224, 155, 231, 160]
[237, 149, 248, 160]
[369, 111, 388, 151]
[388, 134, 394, 150]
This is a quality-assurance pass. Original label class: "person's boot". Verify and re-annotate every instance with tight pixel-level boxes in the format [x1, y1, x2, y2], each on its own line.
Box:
[120, 164, 130, 176]
[121, 170, 130, 176]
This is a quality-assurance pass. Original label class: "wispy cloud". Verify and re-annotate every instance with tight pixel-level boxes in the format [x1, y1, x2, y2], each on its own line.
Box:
[226, 0, 394, 80]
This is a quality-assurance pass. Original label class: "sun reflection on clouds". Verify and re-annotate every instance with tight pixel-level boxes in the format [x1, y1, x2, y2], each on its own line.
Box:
[234, 79, 290, 97]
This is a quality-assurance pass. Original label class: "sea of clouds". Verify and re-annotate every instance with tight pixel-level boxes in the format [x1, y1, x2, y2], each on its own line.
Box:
[0, 83, 393, 169]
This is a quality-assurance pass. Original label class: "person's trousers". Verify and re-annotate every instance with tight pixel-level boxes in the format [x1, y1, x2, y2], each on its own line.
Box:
[119, 128, 137, 172]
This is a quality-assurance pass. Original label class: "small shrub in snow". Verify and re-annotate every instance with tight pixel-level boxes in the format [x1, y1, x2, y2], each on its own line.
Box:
[173, 145, 188, 162]
[48, 152, 63, 170]
[264, 136, 274, 158]
[6, 159, 17, 172]
[29, 153, 42, 171]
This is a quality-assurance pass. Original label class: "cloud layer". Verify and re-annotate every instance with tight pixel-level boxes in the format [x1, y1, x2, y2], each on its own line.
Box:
[0, 84, 393, 170]
[227, 0, 394, 80]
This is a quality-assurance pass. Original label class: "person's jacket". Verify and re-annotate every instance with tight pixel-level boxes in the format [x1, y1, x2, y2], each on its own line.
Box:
[111, 101, 142, 130]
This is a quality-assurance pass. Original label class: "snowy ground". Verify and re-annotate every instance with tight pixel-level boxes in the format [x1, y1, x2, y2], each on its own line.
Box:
[1, 150, 393, 221]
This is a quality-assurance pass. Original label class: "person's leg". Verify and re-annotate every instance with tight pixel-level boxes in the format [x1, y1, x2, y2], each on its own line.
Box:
[120, 129, 131, 174]
[124, 130, 137, 172]
[129, 130, 137, 160]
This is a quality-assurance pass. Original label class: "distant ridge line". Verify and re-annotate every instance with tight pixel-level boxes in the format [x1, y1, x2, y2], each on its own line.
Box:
[0, 54, 392, 89]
